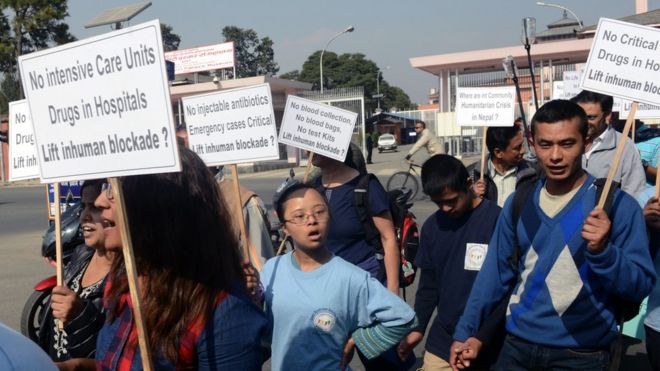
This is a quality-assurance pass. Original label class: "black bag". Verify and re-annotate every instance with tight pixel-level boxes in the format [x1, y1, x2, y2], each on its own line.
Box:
[353, 174, 419, 288]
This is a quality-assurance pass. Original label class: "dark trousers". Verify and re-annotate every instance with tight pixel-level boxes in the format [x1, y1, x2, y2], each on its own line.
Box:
[647, 325, 660, 371]
[495, 335, 610, 371]
[367, 145, 373, 164]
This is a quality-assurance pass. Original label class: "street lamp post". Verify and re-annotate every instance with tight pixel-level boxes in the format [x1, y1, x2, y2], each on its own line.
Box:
[536, 2, 584, 32]
[375, 66, 390, 111]
[503, 55, 532, 152]
[319, 25, 354, 94]
[522, 17, 539, 111]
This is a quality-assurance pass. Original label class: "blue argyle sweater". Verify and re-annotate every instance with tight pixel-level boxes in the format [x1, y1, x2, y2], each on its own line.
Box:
[454, 176, 656, 348]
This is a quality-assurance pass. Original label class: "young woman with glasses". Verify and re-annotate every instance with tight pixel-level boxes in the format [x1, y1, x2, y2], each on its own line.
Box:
[260, 183, 417, 371]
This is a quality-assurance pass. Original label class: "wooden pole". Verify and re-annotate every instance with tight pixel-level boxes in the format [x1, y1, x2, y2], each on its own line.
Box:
[480, 130, 487, 182]
[655, 149, 660, 200]
[53, 183, 64, 330]
[229, 164, 262, 271]
[597, 102, 638, 210]
[276, 153, 316, 255]
[109, 178, 154, 371]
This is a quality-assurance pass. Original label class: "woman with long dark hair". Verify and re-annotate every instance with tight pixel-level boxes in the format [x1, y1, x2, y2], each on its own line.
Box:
[58, 148, 266, 370]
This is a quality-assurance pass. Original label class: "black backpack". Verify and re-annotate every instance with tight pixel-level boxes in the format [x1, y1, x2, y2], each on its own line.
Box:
[353, 174, 420, 288]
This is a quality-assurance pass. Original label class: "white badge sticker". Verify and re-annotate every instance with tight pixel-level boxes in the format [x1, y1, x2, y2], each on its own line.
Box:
[465, 243, 488, 271]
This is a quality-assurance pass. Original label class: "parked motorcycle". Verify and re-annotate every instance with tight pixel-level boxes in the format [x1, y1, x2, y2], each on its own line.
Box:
[20, 202, 83, 342]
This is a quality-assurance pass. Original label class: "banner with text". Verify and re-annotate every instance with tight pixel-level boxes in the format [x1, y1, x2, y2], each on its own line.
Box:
[455, 87, 515, 126]
[581, 18, 660, 106]
[182, 84, 279, 166]
[616, 100, 660, 119]
[18, 19, 180, 183]
[164, 42, 235, 75]
[278, 95, 357, 162]
[8, 100, 39, 181]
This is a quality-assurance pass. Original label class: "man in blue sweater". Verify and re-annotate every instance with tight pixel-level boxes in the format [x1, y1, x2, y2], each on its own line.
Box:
[452, 100, 656, 370]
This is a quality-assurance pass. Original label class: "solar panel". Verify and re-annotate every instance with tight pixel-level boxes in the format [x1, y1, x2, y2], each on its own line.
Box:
[84, 1, 152, 29]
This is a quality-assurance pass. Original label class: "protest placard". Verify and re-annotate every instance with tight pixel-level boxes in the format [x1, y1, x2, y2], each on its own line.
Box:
[278, 95, 357, 162]
[18, 19, 180, 183]
[164, 42, 235, 75]
[616, 99, 660, 119]
[182, 83, 279, 166]
[8, 100, 39, 181]
[552, 71, 582, 100]
[581, 18, 660, 106]
[455, 87, 516, 127]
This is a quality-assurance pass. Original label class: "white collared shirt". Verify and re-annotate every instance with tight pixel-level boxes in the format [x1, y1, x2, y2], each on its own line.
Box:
[585, 129, 608, 160]
[489, 160, 517, 207]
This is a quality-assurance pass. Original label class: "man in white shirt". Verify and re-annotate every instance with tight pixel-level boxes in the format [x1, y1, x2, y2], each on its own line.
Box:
[405, 121, 444, 160]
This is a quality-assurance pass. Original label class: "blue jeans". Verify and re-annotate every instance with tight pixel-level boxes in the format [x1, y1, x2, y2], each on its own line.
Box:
[495, 335, 610, 371]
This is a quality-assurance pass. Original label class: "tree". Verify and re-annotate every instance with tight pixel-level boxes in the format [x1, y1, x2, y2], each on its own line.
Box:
[160, 23, 181, 52]
[279, 70, 300, 81]
[221, 26, 279, 78]
[0, 0, 75, 98]
[291, 51, 416, 113]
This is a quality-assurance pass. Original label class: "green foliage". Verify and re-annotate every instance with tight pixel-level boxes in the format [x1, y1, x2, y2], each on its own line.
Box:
[294, 51, 416, 112]
[279, 70, 300, 81]
[160, 23, 181, 52]
[221, 26, 279, 78]
[0, 0, 75, 98]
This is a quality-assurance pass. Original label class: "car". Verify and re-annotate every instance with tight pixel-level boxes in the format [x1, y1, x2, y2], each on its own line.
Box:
[377, 133, 397, 152]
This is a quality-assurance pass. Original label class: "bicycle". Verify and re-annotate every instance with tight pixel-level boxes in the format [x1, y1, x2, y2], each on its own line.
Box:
[386, 161, 422, 201]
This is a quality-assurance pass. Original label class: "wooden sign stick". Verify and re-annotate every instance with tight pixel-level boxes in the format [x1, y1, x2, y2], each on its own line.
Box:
[480, 131, 487, 181]
[655, 149, 660, 200]
[109, 177, 154, 371]
[53, 183, 64, 330]
[597, 102, 638, 209]
[276, 152, 316, 255]
[229, 164, 262, 271]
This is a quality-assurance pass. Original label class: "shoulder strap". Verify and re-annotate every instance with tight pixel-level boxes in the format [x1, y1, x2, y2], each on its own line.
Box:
[593, 178, 619, 217]
[354, 174, 383, 251]
[508, 178, 537, 271]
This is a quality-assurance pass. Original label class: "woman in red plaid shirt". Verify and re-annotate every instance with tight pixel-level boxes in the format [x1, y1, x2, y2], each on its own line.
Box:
[59, 148, 267, 371]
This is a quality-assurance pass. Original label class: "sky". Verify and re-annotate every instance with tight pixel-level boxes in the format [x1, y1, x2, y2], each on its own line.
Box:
[66, 0, 660, 105]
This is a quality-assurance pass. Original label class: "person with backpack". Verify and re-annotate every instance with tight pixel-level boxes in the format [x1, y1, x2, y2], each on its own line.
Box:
[397, 154, 501, 370]
[451, 100, 656, 371]
[467, 123, 539, 207]
[311, 144, 399, 294]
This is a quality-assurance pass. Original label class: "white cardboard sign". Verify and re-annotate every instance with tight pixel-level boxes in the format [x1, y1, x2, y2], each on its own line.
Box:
[279, 95, 357, 162]
[18, 19, 180, 183]
[8, 100, 39, 181]
[455, 87, 515, 126]
[616, 99, 660, 119]
[581, 18, 660, 106]
[182, 84, 279, 166]
[164, 42, 235, 75]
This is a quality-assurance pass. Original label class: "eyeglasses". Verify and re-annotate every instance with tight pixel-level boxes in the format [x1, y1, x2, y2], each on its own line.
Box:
[284, 207, 329, 225]
[101, 182, 114, 201]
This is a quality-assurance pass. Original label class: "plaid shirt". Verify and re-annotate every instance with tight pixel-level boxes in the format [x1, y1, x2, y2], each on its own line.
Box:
[97, 279, 228, 370]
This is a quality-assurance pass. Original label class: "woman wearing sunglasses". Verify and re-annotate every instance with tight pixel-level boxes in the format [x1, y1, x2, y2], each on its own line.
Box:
[39, 179, 114, 362]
